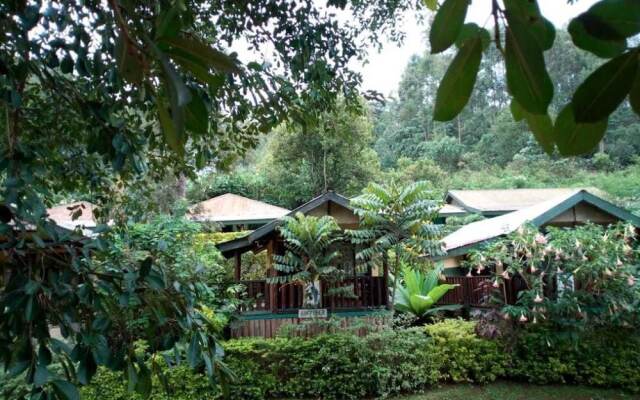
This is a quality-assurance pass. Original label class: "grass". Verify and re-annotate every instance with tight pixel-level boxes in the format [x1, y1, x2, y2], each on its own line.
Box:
[393, 381, 637, 400]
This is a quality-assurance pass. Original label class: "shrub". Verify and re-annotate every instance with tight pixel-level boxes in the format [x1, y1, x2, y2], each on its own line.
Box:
[81, 321, 640, 399]
[508, 328, 640, 392]
[425, 319, 508, 383]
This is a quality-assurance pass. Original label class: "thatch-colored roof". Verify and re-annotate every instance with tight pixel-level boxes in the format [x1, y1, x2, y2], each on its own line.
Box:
[445, 187, 602, 215]
[188, 193, 290, 225]
[442, 190, 640, 256]
[217, 191, 351, 257]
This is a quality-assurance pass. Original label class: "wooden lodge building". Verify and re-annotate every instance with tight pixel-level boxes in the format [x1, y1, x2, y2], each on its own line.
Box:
[212, 188, 640, 337]
[216, 192, 390, 338]
[436, 189, 640, 308]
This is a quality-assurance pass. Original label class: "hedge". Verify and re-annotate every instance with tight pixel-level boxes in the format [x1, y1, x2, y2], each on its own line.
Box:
[78, 320, 640, 400]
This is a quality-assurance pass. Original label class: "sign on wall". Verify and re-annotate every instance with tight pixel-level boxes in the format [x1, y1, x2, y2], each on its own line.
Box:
[298, 308, 328, 319]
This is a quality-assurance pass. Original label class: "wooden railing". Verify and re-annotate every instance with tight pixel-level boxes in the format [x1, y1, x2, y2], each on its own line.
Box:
[438, 276, 494, 307]
[239, 276, 387, 312]
[321, 276, 387, 309]
[242, 275, 510, 312]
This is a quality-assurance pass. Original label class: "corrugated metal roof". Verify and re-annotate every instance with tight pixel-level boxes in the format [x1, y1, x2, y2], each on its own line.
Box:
[443, 190, 640, 254]
[439, 204, 466, 216]
[188, 193, 290, 224]
[446, 187, 602, 214]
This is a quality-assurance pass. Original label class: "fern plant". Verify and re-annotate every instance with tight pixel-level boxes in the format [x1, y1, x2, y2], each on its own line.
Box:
[268, 212, 345, 308]
[394, 265, 461, 318]
[348, 181, 444, 304]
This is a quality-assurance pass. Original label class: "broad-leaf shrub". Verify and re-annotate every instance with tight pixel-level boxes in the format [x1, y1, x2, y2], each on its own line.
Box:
[465, 223, 640, 329]
[508, 327, 640, 392]
[425, 319, 508, 383]
[77, 320, 640, 399]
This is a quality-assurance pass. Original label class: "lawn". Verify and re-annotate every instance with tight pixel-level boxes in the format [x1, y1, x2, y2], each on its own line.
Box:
[394, 382, 637, 400]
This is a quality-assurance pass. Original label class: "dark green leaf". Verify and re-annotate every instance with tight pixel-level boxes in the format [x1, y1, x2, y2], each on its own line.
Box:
[572, 50, 638, 123]
[505, 17, 554, 114]
[156, 97, 184, 157]
[433, 36, 483, 121]
[568, 17, 627, 58]
[114, 31, 143, 85]
[60, 55, 73, 74]
[33, 364, 50, 387]
[156, 5, 183, 39]
[454, 23, 490, 50]
[127, 361, 138, 392]
[161, 37, 241, 74]
[135, 362, 152, 398]
[429, 0, 470, 54]
[577, 0, 640, 40]
[523, 110, 554, 154]
[187, 335, 200, 368]
[554, 104, 608, 156]
[510, 99, 525, 122]
[185, 91, 209, 134]
[504, 0, 555, 50]
[51, 380, 79, 400]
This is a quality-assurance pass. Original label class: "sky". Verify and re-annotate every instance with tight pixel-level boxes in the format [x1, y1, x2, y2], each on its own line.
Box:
[360, 0, 599, 96]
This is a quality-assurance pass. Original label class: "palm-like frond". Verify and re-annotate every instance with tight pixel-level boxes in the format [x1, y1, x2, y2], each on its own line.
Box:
[274, 212, 344, 287]
[394, 265, 460, 317]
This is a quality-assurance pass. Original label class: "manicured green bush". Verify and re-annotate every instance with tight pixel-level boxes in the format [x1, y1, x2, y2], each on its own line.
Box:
[80, 321, 640, 399]
[508, 328, 640, 392]
[425, 319, 508, 384]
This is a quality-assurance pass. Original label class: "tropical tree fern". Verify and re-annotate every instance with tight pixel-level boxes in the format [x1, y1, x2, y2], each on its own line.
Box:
[395, 265, 461, 318]
[267, 212, 346, 308]
[349, 181, 444, 304]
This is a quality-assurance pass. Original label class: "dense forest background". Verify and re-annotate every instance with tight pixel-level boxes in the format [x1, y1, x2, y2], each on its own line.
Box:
[134, 30, 640, 216]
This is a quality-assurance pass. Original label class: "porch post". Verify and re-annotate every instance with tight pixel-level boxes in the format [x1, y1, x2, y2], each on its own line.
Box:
[234, 251, 241, 282]
[382, 252, 390, 310]
[267, 239, 277, 312]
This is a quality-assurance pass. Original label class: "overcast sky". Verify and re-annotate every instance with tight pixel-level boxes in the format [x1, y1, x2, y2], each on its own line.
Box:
[360, 0, 599, 96]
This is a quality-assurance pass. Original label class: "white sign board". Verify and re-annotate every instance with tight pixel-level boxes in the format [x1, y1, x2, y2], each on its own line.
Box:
[298, 308, 328, 319]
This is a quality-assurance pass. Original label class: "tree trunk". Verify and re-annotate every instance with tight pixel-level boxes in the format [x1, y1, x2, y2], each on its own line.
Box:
[390, 246, 401, 307]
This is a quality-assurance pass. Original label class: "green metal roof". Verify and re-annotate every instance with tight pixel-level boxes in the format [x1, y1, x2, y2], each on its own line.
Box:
[440, 190, 640, 258]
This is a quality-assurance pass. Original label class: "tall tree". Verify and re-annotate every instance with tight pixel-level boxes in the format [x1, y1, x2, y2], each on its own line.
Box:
[261, 99, 380, 208]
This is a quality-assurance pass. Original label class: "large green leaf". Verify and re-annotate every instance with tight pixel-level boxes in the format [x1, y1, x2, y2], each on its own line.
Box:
[524, 111, 554, 155]
[554, 104, 608, 156]
[568, 18, 626, 59]
[511, 100, 554, 154]
[185, 90, 209, 134]
[114, 31, 143, 84]
[504, 0, 555, 50]
[577, 0, 640, 40]
[161, 36, 240, 74]
[156, 97, 184, 157]
[429, 0, 470, 54]
[434, 36, 483, 121]
[572, 50, 638, 123]
[505, 17, 554, 115]
[454, 23, 490, 50]
[426, 283, 458, 304]
[410, 294, 434, 315]
[51, 380, 79, 400]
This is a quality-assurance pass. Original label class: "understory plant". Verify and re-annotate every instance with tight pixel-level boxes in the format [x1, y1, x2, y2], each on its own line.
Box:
[394, 265, 461, 318]
[349, 181, 444, 305]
